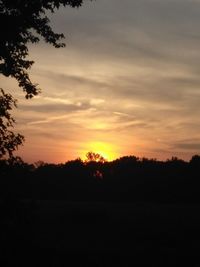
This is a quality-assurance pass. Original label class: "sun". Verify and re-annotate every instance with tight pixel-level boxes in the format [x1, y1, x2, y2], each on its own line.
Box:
[80, 141, 118, 162]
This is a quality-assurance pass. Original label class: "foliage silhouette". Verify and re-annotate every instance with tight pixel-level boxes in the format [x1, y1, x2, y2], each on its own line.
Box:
[1, 154, 200, 266]
[0, 89, 24, 159]
[0, 0, 91, 98]
[1, 154, 200, 202]
[0, 0, 92, 158]
[85, 151, 107, 163]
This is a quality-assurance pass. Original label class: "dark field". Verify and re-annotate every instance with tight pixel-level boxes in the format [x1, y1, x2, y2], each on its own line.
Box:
[1, 156, 200, 266]
[1, 199, 200, 267]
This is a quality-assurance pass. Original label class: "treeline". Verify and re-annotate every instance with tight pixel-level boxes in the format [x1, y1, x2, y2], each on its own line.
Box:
[0, 154, 200, 203]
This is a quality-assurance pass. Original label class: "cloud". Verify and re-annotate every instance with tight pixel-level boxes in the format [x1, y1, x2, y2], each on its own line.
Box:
[174, 143, 200, 151]
[20, 102, 91, 114]
[34, 70, 109, 91]
[5, 0, 200, 162]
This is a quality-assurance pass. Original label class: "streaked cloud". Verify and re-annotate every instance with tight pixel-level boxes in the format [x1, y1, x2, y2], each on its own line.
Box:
[175, 143, 200, 151]
[1, 0, 200, 162]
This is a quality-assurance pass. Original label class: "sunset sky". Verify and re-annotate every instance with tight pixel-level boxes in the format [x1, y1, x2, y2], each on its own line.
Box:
[1, 0, 200, 163]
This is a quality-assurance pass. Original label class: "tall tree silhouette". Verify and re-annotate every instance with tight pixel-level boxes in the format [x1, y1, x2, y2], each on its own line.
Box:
[85, 152, 106, 163]
[0, 0, 90, 98]
[0, 89, 24, 159]
[0, 0, 92, 158]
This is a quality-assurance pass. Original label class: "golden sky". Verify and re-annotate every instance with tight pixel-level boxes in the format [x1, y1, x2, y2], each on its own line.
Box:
[1, 0, 200, 163]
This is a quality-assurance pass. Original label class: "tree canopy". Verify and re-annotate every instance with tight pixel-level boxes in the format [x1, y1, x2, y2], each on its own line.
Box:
[85, 151, 106, 163]
[0, 0, 92, 158]
[0, 0, 89, 98]
[0, 89, 24, 158]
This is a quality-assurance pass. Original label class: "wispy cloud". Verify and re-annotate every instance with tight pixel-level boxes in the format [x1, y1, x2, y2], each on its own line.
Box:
[5, 0, 200, 162]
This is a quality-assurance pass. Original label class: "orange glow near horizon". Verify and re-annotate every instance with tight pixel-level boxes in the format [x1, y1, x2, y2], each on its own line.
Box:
[80, 141, 119, 162]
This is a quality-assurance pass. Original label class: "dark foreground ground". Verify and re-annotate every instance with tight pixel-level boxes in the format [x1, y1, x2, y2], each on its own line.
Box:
[1, 199, 200, 267]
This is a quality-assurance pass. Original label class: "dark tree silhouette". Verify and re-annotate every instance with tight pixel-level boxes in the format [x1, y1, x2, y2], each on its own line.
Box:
[0, 89, 24, 159]
[190, 154, 200, 167]
[0, 0, 92, 158]
[85, 151, 106, 163]
[0, 0, 91, 98]
[1, 154, 200, 267]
